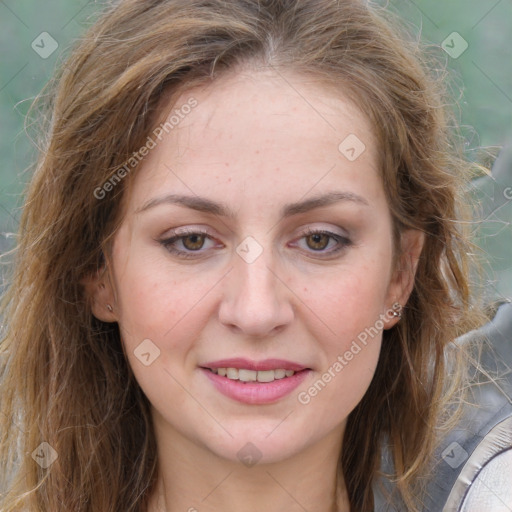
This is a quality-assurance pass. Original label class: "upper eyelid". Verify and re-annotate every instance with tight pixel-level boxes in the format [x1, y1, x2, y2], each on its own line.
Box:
[160, 228, 350, 254]
[162, 223, 349, 237]
[161, 226, 347, 241]
[300, 226, 350, 238]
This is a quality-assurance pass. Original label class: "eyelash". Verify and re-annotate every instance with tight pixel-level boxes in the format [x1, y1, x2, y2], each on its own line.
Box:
[159, 227, 352, 259]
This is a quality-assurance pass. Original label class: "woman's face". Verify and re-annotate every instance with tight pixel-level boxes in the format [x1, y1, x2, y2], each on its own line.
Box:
[92, 68, 419, 464]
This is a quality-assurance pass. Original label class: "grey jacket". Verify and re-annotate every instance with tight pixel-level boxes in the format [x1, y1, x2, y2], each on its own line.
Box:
[373, 301, 512, 512]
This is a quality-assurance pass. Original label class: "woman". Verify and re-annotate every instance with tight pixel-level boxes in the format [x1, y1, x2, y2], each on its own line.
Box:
[0, 1, 507, 510]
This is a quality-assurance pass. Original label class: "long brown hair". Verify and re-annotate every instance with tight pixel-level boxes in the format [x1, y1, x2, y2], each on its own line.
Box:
[0, 1, 486, 510]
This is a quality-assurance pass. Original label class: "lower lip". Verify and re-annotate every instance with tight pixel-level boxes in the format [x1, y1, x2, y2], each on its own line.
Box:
[201, 368, 311, 405]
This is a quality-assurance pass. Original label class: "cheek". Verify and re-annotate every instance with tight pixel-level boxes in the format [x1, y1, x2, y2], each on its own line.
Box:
[300, 259, 390, 343]
[113, 261, 211, 408]
[112, 250, 211, 358]
[305, 336, 381, 431]
[296, 277, 384, 426]
[293, 260, 388, 407]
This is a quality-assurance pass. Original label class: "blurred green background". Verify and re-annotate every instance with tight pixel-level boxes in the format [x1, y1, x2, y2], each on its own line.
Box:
[0, 0, 511, 300]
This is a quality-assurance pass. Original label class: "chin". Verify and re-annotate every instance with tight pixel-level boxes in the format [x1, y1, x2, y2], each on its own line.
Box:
[202, 424, 314, 466]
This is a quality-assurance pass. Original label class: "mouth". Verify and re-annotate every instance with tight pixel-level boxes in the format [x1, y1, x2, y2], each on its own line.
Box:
[199, 358, 312, 405]
[204, 367, 301, 383]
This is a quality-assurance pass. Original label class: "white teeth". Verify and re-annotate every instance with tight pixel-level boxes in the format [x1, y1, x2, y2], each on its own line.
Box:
[226, 368, 238, 379]
[238, 369, 257, 382]
[256, 370, 275, 383]
[210, 368, 297, 382]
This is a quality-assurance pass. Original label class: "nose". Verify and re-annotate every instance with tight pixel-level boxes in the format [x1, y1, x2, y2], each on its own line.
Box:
[218, 242, 295, 338]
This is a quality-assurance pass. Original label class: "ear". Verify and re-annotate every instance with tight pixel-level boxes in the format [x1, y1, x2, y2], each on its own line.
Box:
[81, 266, 118, 323]
[384, 229, 424, 329]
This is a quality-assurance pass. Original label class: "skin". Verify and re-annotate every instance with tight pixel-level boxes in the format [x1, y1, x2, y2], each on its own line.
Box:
[87, 66, 423, 512]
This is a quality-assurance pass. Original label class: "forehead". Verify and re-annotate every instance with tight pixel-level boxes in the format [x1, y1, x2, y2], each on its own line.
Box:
[124, 68, 385, 217]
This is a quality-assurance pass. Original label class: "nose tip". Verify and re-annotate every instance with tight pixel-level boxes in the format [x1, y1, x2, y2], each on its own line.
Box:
[217, 253, 294, 338]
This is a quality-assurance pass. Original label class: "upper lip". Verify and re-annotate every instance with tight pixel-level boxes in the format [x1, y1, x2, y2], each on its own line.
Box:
[201, 358, 309, 372]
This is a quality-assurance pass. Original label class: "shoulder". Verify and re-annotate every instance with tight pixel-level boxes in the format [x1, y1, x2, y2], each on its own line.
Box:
[374, 301, 512, 512]
[455, 447, 512, 511]
[442, 300, 512, 511]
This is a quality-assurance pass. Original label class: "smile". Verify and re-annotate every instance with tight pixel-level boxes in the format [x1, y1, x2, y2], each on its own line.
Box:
[200, 358, 311, 405]
[207, 367, 296, 382]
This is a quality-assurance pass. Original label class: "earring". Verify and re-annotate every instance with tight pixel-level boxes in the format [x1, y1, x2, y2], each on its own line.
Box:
[106, 304, 113, 312]
[391, 302, 402, 319]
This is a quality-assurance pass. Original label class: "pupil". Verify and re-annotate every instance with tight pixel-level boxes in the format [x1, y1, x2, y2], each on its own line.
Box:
[184, 234, 204, 250]
[308, 233, 328, 250]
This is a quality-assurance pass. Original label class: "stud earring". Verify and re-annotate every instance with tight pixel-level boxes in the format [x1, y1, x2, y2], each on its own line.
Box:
[391, 302, 402, 319]
[106, 304, 113, 312]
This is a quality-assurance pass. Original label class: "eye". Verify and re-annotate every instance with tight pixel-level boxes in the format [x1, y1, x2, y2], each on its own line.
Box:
[159, 228, 219, 258]
[294, 228, 352, 256]
[159, 227, 352, 260]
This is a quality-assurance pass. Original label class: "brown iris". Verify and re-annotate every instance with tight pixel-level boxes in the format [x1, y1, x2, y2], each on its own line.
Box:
[182, 234, 206, 250]
[306, 233, 330, 251]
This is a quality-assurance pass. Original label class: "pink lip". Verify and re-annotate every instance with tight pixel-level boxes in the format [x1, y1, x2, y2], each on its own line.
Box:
[200, 367, 311, 405]
[201, 358, 307, 372]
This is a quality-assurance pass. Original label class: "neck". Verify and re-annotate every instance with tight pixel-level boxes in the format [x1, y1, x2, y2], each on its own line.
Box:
[147, 416, 349, 512]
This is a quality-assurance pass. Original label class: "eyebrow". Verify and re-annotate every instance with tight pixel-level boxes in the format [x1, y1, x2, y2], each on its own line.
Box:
[135, 190, 369, 218]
